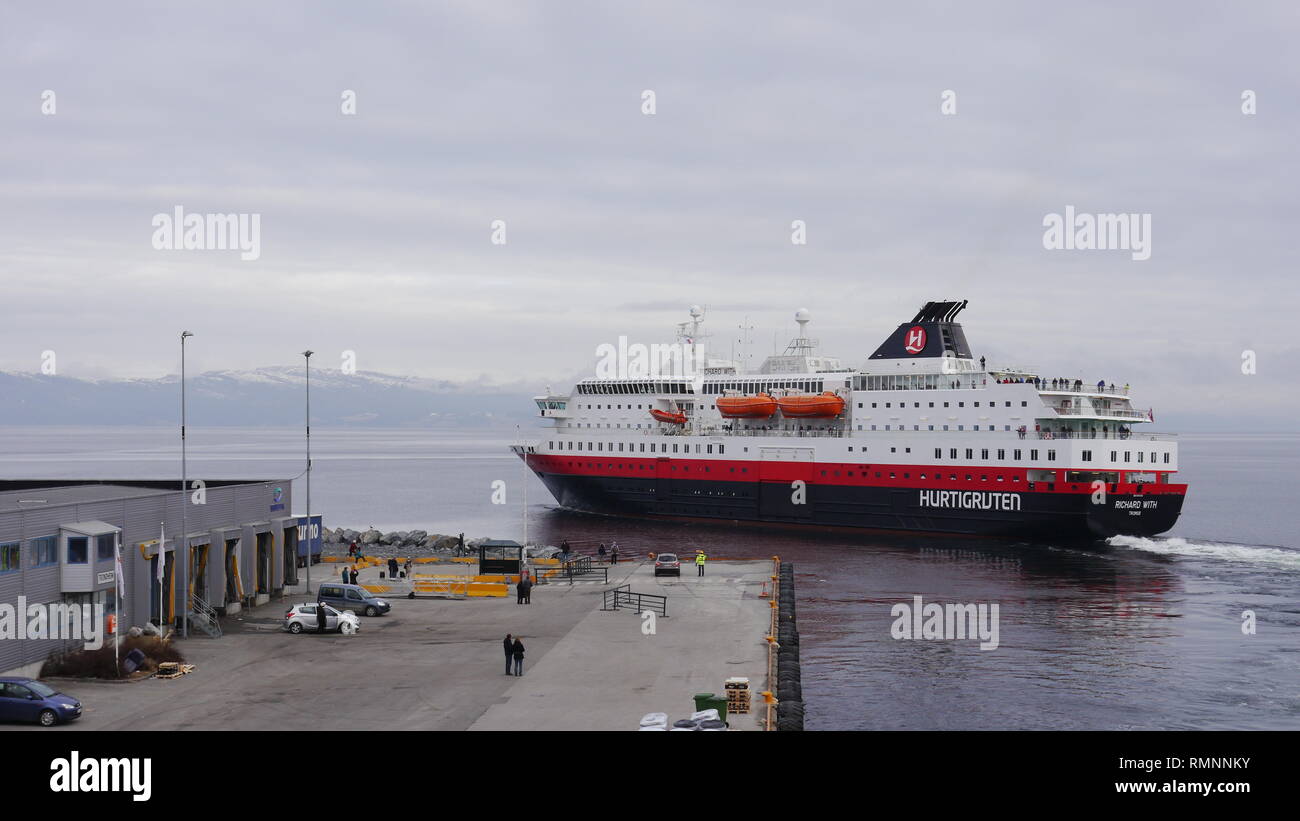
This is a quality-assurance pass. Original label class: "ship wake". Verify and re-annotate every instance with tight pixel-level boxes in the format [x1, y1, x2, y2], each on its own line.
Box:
[1107, 535, 1300, 570]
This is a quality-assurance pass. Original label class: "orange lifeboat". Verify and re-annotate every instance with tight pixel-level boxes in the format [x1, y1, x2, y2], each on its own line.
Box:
[776, 392, 845, 418]
[716, 393, 778, 419]
[650, 408, 687, 425]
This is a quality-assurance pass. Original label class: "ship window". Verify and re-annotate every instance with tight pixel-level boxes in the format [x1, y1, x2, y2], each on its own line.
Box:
[950, 474, 957, 480]
[1137, 452, 1144, 462]
[1124, 451, 1130, 462]
[1081, 450, 1091, 461]
[975, 402, 980, 407]
[890, 447, 896, 453]
[935, 449, 942, 459]
[943, 402, 949, 407]
[929, 402, 934, 407]
[1110, 451, 1117, 461]
[1005, 402, 1011, 407]
[981, 449, 988, 459]
[886, 403, 891, 408]
[872, 403, 877, 408]
[1014, 449, 1021, 460]
[889, 472, 895, 479]
[1012, 476, 1020, 482]
[1021, 401, 1027, 407]
[950, 448, 957, 459]
[1031, 449, 1038, 460]
[719, 445, 724, 454]
[958, 402, 964, 407]
[1163, 453, 1169, 463]
[965, 449, 973, 459]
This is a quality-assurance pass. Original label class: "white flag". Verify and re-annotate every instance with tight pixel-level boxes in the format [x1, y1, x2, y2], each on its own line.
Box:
[114, 532, 127, 599]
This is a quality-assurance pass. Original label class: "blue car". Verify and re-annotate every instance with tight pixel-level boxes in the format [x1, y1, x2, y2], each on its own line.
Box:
[0, 677, 83, 726]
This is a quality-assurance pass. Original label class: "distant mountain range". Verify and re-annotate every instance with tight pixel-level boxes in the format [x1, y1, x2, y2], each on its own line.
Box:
[0, 367, 541, 427]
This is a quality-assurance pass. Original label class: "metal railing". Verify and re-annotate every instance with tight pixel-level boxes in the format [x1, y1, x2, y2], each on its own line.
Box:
[1053, 406, 1149, 419]
[559, 556, 608, 585]
[1023, 430, 1174, 441]
[188, 592, 222, 638]
[601, 585, 667, 617]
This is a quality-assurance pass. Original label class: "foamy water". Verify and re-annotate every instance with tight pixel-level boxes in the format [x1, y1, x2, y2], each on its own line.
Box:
[1107, 535, 1300, 571]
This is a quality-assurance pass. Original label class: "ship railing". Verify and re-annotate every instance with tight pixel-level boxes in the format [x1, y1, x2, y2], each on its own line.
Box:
[1027, 430, 1174, 441]
[1036, 383, 1130, 397]
[1053, 406, 1150, 419]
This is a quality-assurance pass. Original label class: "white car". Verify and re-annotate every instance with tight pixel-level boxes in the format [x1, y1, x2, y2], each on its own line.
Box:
[284, 603, 360, 635]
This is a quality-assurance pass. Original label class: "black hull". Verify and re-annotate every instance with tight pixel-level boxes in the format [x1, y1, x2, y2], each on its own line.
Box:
[529, 470, 1183, 540]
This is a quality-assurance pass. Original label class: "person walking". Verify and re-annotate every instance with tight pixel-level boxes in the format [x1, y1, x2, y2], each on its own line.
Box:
[521, 574, 532, 604]
[512, 637, 525, 676]
[516, 576, 526, 604]
[503, 633, 514, 675]
[403, 559, 412, 579]
[695, 550, 707, 577]
[349, 567, 359, 585]
[609, 545, 618, 565]
[597, 543, 606, 559]
[387, 557, 399, 578]
[348, 541, 357, 559]
[315, 599, 327, 634]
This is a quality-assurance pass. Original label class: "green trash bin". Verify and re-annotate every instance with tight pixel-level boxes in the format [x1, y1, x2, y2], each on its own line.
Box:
[692, 692, 728, 722]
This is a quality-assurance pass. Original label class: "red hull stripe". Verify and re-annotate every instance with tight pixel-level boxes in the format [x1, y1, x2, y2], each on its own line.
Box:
[523, 453, 1187, 497]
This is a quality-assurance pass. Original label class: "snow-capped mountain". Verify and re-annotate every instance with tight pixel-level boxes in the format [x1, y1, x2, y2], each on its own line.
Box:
[0, 367, 537, 427]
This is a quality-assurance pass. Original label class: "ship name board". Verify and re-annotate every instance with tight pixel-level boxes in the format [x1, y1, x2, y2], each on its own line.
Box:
[919, 490, 1022, 511]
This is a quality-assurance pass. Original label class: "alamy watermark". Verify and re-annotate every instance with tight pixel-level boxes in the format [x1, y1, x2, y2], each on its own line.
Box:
[151, 206, 261, 261]
[1042, 205, 1151, 261]
[0, 596, 105, 650]
[891, 595, 999, 650]
[594, 336, 706, 380]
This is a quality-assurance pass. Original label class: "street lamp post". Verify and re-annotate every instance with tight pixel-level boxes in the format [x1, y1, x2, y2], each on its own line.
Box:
[180, 330, 193, 639]
[303, 350, 313, 596]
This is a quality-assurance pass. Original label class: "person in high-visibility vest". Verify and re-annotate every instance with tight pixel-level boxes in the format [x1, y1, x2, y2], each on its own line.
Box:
[696, 551, 706, 577]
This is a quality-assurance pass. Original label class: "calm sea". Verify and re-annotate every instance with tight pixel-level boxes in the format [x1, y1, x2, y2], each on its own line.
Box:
[1, 426, 1296, 730]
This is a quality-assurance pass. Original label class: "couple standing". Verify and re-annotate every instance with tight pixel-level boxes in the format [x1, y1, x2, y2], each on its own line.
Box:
[503, 633, 525, 675]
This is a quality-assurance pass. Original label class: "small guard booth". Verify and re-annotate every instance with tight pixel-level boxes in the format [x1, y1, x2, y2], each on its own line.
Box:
[479, 539, 523, 575]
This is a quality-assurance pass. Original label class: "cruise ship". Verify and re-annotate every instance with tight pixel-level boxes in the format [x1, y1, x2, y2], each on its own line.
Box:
[513, 301, 1185, 538]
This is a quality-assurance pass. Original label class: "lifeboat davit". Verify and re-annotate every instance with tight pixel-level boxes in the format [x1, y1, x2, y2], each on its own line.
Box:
[650, 408, 687, 425]
[776, 392, 845, 419]
[716, 393, 778, 419]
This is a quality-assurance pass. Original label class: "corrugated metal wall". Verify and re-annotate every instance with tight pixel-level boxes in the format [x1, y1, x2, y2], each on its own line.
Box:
[0, 480, 294, 676]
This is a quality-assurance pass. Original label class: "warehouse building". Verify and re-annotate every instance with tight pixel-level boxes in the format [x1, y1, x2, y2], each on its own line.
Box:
[0, 479, 316, 677]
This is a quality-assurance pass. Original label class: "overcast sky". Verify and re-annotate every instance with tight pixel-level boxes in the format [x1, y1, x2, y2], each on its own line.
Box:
[1, 2, 1296, 424]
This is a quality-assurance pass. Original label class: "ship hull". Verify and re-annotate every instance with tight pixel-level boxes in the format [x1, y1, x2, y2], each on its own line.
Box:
[526, 463, 1183, 540]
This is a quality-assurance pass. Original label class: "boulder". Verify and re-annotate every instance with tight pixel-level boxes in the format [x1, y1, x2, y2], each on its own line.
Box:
[380, 531, 400, 545]
[433, 534, 461, 551]
[361, 529, 382, 545]
[321, 526, 335, 543]
[405, 530, 428, 546]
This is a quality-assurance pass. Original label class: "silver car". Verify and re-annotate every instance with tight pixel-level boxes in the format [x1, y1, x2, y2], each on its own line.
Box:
[284, 603, 360, 635]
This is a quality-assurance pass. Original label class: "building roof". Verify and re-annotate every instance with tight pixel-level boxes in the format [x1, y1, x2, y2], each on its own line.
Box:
[0, 480, 272, 516]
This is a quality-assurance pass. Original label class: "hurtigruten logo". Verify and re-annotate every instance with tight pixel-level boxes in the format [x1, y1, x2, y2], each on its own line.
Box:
[50, 752, 152, 802]
[919, 490, 1021, 511]
[1042, 205, 1151, 261]
[904, 326, 927, 354]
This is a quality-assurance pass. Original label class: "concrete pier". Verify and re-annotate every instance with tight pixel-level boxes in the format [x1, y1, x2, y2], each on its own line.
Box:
[18, 558, 775, 732]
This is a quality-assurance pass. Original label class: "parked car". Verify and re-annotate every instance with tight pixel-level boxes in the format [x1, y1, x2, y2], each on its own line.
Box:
[0, 678, 82, 726]
[317, 583, 391, 616]
[654, 553, 681, 576]
[284, 603, 360, 635]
